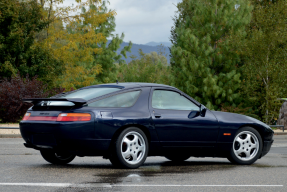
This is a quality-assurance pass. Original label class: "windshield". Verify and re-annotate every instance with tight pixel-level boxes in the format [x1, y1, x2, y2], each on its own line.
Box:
[60, 88, 121, 100]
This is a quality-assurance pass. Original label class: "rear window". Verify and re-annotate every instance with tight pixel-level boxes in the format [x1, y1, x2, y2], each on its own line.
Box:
[60, 88, 120, 100]
[88, 91, 141, 108]
[34, 88, 121, 106]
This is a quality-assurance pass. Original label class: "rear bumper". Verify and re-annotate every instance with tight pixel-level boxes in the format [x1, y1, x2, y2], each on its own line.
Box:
[261, 139, 274, 158]
[20, 121, 111, 156]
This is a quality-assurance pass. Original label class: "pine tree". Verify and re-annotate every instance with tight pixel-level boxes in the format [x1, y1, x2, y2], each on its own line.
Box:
[170, 0, 252, 109]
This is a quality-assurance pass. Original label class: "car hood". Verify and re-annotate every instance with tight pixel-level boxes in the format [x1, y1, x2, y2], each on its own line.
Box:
[211, 111, 273, 131]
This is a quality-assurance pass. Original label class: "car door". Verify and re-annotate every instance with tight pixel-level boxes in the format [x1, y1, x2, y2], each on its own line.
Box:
[149, 88, 219, 151]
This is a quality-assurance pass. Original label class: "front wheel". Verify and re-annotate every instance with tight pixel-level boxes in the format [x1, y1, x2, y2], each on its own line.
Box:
[228, 127, 262, 165]
[40, 149, 76, 165]
[109, 127, 148, 169]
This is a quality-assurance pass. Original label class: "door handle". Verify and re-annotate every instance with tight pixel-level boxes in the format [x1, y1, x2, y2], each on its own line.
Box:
[154, 113, 161, 118]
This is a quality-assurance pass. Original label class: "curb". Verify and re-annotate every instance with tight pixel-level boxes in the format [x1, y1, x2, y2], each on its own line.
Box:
[274, 132, 287, 135]
[0, 134, 22, 138]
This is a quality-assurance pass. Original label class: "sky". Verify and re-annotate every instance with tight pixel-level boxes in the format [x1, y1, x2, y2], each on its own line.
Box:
[63, 0, 181, 44]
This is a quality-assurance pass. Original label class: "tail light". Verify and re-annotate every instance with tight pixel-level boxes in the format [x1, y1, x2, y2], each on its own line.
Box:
[56, 113, 91, 122]
[22, 113, 31, 120]
[22, 112, 91, 122]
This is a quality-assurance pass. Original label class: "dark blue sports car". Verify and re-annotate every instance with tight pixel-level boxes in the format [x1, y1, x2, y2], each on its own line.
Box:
[20, 83, 274, 168]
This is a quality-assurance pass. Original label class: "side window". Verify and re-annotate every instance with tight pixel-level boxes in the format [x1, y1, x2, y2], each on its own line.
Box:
[88, 91, 141, 108]
[152, 90, 199, 111]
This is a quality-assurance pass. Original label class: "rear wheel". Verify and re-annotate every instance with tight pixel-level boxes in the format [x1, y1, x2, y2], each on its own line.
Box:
[40, 149, 76, 165]
[228, 127, 262, 165]
[109, 127, 148, 169]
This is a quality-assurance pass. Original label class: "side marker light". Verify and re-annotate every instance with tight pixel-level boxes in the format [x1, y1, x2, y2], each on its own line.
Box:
[224, 133, 231, 136]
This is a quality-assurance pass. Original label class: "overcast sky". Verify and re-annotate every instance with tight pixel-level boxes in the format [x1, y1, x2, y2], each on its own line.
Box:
[64, 0, 181, 44]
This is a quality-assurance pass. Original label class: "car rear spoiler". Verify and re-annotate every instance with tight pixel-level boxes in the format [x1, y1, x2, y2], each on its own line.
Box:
[22, 98, 87, 106]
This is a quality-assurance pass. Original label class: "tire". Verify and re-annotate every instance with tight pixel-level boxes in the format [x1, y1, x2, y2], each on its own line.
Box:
[165, 155, 190, 162]
[227, 156, 237, 164]
[228, 127, 262, 165]
[40, 149, 76, 165]
[109, 127, 149, 169]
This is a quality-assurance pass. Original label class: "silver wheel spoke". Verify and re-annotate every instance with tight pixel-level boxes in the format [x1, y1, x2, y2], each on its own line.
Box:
[236, 148, 244, 155]
[245, 134, 251, 143]
[250, 143, 257, 149]
[131, 135, 139, 144]
[131, 153, 138, 162]
[138, 145, 145, 152]
[122, 150, 132, 159]
[245, 150, 251, 158]
[123, 138, 131, 145]
[236, 137, 244, 144]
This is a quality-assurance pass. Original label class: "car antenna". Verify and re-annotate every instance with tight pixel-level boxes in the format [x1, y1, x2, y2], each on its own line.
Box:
[116, 80, 119, 84]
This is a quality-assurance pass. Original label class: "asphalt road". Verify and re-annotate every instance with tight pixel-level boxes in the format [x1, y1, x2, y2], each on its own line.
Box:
[0, 136, 286, 192]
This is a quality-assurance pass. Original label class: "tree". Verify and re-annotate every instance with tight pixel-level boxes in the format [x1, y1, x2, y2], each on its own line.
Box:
[37, 0, 131, 89]
[92, 1, 132, 84]
[0, 0, 63, 86]
[239, 0, 287, 124]
[117, 50, 172, 84]
[34, 0, 114, 90]
[170, 0, 252, 110]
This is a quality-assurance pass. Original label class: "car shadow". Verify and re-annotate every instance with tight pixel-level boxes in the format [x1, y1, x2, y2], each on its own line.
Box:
[29, 160, 245, 186]
[32, 159, 235, 170]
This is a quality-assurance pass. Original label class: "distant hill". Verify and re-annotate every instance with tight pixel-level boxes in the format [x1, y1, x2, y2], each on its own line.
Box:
[109, 41, 171, 63]
[145, 41, 172, 47]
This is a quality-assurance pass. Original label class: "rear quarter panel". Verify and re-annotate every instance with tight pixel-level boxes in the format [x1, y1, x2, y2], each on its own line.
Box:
[86, 87, 160, 153]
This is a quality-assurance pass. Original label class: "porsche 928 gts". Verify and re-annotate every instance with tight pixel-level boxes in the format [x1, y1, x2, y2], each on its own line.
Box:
[20, 83, 274, 168]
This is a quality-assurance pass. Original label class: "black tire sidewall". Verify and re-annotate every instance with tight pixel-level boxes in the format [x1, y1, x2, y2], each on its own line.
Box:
[230, 127, 263, 165]
[113, 127, 149, 169]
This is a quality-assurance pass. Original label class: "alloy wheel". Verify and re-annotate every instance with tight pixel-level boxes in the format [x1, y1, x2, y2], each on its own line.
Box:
[233, 131, 259, 161]
[120, 131, 146, 165]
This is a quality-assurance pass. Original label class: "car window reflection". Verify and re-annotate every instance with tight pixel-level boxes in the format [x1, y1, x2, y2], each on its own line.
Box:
[88, 91, 141, 108]
[152, 90, 199, 111]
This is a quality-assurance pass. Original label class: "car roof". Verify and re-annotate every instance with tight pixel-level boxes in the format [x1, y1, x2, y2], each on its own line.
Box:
[76, 83, 201, 106]
[81, 82, 175, 89]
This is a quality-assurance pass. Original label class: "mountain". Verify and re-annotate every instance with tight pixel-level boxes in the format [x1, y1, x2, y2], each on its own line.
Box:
[145, 41, 172, 47]
[109, 41, 171, 63]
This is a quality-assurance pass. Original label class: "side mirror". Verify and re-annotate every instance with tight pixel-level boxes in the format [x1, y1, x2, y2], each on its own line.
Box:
[199, 104, 207, 117]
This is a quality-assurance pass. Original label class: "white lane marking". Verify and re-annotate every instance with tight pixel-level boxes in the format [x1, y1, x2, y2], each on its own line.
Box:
[0, 183, 112, 188]
[114, 185, 284, 187]
[0, 183, 71, 187]
[0, 183, 283, 187]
